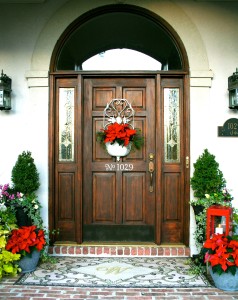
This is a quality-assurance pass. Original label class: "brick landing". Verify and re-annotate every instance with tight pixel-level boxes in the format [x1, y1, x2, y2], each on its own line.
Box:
[48, 244, 190, 257]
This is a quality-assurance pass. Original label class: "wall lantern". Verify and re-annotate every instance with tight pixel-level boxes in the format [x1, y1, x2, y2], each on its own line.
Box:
[228, 68, 238, 109]
[0, 70, 12, 110]
[206, 205, 233, 239]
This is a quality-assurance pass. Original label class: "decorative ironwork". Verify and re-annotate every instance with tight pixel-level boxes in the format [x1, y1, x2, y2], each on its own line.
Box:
[103, 98, 134, 129]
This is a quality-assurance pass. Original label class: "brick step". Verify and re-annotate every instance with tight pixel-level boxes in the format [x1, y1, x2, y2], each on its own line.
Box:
[48, 244, 190, 257]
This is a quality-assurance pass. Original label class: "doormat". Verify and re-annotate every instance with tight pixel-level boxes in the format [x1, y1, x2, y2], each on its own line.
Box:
[15, 257, 211, 288]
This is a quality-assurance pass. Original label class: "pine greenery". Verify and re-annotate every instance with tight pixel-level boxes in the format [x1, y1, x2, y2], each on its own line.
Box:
[11, 151, 40, 195]
[190, 148, 226, 199]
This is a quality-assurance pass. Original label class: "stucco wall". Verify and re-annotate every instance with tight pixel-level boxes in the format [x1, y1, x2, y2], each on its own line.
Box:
[0, 0, 238, 254]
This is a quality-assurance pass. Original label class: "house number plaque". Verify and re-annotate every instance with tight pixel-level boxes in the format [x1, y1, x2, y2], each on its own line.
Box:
[218, 118, 238, 137]
[105, 163, 134, 171]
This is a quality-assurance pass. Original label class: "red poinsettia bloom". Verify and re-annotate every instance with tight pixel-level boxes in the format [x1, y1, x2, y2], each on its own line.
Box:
[203, 233, 238, 274]
[6, 225, 46, 255]
[103, 122, 136, 146]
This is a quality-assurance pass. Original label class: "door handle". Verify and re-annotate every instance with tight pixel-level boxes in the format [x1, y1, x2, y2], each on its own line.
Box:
[148, 153, 155, 192]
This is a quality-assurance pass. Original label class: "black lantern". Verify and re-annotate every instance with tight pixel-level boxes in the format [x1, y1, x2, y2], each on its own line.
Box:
[228, 68, 238, 109]
[0, 70, 12, 110]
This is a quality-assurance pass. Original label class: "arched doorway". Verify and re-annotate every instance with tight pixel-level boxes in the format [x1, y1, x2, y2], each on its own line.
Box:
[49, 4, 190, 246]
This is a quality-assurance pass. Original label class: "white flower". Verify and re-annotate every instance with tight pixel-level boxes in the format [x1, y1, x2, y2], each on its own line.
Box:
[205, 194, 210, 199]
[0, 203, 7, 212]
[34, 204, 39, 210]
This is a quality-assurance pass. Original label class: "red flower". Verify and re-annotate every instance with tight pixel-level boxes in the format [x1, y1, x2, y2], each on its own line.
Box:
[6, 225, 46, 255]
[103, 123, 136, 146]
[203, 234, 238, 274]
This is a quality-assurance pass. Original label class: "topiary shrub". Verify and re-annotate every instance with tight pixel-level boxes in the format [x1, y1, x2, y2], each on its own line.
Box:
[190, 148, 226, 199]
[190, 149, 233, 272]
[11, 151, 40, 195]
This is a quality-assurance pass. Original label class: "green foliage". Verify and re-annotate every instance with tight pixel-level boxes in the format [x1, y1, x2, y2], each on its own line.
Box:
[190, 149, 226, 199]
[0, 227, 20, 279]
[0, 206, 17, 231]
[11, 151, 40, 195]
[190, 149, 233, 256]
[192, 192, 233, 251]
[130, 129, 144, 150]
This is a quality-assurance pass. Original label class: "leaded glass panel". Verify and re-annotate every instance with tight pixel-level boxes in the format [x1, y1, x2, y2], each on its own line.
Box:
[59, 88, 74, 161]
[164, 88, 180, 163]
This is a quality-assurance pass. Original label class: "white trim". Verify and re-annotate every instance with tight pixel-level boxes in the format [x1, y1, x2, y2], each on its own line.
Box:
[190, 70, 214, 87]
[25, 70, 49, 88]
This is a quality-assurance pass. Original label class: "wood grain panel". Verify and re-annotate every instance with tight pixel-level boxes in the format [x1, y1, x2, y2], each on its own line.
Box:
[123, 173, 146, 224]
[93, 173, 116, 223]
[58, 173, 75, 220]
[123, 88, 145, 109]
[93, 88, 116, 110]
[164, 173, 181, 221]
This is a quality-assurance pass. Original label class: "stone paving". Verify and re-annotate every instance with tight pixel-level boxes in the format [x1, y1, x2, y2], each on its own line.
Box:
[1, 246, 238, 299]
[1, 277, 238, 300]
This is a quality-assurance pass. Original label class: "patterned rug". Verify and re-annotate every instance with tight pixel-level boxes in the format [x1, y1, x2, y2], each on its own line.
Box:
[15, 257, 211, 288]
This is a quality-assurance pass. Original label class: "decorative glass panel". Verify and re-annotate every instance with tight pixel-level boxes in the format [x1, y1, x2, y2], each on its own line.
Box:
[164, 88, 180, 163]
[59, 88, 74, 161]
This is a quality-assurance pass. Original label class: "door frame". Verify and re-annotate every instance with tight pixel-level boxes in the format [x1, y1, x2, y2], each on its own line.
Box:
[49, 71, 190, 246]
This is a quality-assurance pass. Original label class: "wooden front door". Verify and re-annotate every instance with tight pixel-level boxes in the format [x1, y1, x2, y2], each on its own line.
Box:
[83, 77, 156, 242]
[51, 73, 189, 245]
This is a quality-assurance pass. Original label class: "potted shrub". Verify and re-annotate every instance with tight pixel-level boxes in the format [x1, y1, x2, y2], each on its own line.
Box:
[10, 151, 40, 227]
[202, 233, 238, 291]
[191, 148, 226, 213]
[190, 149, 232, 248]
[11, 151, 40, 195]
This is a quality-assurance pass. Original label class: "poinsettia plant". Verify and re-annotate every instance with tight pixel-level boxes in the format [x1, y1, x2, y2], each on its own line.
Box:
[202, 233, 238, 275]
[5, 225, 46, 256]
[96, 122, 144, 149]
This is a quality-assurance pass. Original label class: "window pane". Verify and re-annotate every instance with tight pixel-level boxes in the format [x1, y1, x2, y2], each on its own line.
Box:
[82, 49, 162, 70]
[164, 88, 180, 163]
[59, 88, 75, 162]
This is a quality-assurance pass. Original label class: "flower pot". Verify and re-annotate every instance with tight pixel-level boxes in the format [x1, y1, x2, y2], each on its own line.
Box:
[209, 267, 238, 291]
[192, 204, 205, 216]
[15, 206, 32, 227]
[18, 249, 41, 273]
[106, 142, 131, 161]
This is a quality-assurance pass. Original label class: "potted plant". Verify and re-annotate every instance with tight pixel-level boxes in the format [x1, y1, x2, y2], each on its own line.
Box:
[10, 151, 40, 227]
[96, 122, 144, 161]
[190, 149, 226, 214]
[0, 184, 18, 230]
[11, 151, 40, 195]
[190, 149, 232, 249]
[5, 225, 46, 273]
[202, 233, 238, 291]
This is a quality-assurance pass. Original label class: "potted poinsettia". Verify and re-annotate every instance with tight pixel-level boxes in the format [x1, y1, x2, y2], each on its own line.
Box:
[96, 122, 144, 161]
[202, 233, 238, 291]
[6, 225, 46, 273]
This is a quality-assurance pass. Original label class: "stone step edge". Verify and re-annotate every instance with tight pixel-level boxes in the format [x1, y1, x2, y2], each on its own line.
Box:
[48, 245, 190, 257]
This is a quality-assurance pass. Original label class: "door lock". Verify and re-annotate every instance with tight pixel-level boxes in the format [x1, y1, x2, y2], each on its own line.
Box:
[148, 153, 155, 192]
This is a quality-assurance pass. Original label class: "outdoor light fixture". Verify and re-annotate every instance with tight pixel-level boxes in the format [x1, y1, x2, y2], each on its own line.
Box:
[228, 68, 238, 109]
[0, 70, 12, 110]
[206, 205, 233, 239]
